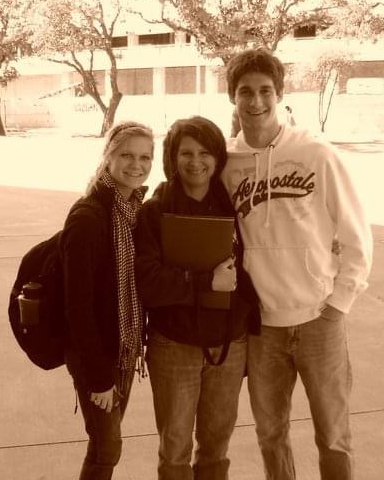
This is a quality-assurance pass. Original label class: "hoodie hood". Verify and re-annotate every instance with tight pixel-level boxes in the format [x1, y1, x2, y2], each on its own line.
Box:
[227, 125, 285, 153]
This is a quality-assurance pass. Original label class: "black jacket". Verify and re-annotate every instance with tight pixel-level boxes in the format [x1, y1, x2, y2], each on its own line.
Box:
[60, 181, 120, 392]
[135, 178, 260, 347]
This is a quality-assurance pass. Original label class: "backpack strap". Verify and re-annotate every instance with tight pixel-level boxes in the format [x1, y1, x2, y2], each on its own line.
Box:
[201, 326, 232, 366]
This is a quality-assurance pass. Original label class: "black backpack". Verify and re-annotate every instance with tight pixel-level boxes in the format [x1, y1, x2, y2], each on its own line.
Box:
[8, 231, 66, 370]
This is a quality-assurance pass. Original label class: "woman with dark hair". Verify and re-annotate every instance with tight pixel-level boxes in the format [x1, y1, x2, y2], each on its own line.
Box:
[135, 116, 260, 480]
[60, 121, 154, 480]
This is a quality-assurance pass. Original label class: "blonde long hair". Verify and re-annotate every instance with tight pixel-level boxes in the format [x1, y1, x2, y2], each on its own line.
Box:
[86, 121, 154, 195]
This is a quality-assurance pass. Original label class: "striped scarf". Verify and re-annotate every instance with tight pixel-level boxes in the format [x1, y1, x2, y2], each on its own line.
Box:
[101, 171, 147, 391]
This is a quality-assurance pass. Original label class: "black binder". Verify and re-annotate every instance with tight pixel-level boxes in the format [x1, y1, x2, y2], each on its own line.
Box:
[161, 213, 235, 309]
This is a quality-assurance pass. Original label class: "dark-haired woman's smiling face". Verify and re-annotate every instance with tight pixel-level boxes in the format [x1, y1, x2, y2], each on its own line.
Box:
[176, 136, 216, 199]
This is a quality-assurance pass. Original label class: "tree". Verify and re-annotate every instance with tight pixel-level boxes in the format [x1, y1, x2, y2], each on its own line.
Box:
[325, 0, 384, 40]
[134, 0, 380, 136]
[29, 0, 131, 136]
[295, 48, 354, 132]
[0, 0, 31, 136]
[298, 2, 384, 134]
[133, 0, 338, 64]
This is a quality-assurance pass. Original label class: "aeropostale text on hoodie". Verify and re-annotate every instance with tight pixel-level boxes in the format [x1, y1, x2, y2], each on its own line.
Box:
[221, 125, 373, 327]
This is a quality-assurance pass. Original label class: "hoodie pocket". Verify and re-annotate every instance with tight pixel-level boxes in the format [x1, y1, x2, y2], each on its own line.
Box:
[244, 247, 327, 311]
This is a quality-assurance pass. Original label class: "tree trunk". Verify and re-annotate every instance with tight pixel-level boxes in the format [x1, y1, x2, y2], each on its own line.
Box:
[100, 92, 123, 137]
[318, 90, 323, 131]
[0, 114, 6, 136]
[322, 73, 338, 133]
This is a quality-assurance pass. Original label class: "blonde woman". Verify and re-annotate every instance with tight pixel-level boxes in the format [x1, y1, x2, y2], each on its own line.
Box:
[60, 121, 154, 480]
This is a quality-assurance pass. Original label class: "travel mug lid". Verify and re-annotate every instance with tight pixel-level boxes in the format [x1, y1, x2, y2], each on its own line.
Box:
[22, 282, 42, 299]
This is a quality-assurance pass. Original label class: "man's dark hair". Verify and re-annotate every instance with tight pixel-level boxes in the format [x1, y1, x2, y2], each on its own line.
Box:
[226, 48, 285, 101]
[163, 116, 227, 181]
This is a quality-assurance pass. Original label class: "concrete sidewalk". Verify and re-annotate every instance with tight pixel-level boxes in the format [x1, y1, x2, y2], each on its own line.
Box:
[1, 185, 384, 480]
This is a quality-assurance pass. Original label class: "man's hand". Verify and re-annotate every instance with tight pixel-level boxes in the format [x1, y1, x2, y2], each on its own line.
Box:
[321, 304, 344, 321]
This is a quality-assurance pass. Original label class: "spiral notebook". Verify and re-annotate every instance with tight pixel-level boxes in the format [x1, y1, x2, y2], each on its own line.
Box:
[161, 213, 235, 309]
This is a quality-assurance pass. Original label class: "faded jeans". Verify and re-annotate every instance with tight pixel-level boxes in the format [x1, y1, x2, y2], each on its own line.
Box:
[247, 316, 353, 480]
[146, 330, 247, 480]
[66, 350, 134, 480]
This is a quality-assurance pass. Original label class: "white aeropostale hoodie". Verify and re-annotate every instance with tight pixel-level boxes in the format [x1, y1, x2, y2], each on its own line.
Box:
[221, 125, 373, 327]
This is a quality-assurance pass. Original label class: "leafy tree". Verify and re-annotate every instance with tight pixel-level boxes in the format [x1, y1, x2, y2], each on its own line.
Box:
[325, 0, 384, 40]
[295, 48, 354, 132]
[132, 0, 342, 136]
[133, 0, 380, 135]
[299, 1, 384, 134]
[0, 0, 31, 136]
[29, 0, 131, 136]
[133, 0, 337, 63]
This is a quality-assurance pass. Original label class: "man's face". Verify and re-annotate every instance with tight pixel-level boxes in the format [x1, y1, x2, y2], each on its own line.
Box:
[233, 71, 282, 134]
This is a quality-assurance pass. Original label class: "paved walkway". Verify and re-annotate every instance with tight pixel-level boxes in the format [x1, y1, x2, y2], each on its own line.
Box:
[0, 185, 383, 480]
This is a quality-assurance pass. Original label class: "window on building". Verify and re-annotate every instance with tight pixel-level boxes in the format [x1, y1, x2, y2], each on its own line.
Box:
[217, 67, 227, 94]
[138, 33, 175, 45]
[117, 68, 153, 95]
[165, 66, 197, 94]
[111, 36, 128, 48]
[293, 25, 316, 38]
[347, 77, 384, 95]
[199, 66, 206, 94]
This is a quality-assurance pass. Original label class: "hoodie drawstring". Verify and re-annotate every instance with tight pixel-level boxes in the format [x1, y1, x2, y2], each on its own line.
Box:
[252, 146, 275, 227]
[264, 145, 275, 228]
[251, 152, 260, 212]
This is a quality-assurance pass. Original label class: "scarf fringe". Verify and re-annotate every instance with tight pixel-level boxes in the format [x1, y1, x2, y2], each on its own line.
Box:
[118, 355, 147, 392]
[135, 355, 148, 382]
[118, 344, 148, 392]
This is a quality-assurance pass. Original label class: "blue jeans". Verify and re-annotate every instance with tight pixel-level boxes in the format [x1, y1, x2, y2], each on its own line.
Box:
[247, 316, 353, 480]
[146, 330, 247, 480]
[66, 351, 134, 480]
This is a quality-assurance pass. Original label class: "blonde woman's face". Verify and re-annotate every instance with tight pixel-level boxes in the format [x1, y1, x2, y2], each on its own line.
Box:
[108, 136, 153, 199]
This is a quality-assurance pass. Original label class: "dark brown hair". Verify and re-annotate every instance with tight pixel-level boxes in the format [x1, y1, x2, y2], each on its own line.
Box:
[226, 48, 285, 101]
[163, 116, 227, 181]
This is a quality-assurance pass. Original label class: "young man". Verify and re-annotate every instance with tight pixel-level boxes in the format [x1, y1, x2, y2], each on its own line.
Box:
[221, 48, 373, 480]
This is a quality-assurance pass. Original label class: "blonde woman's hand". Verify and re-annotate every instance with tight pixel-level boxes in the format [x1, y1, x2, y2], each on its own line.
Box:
[90, 386, 116, 414]
[212, 257, 237, 292]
